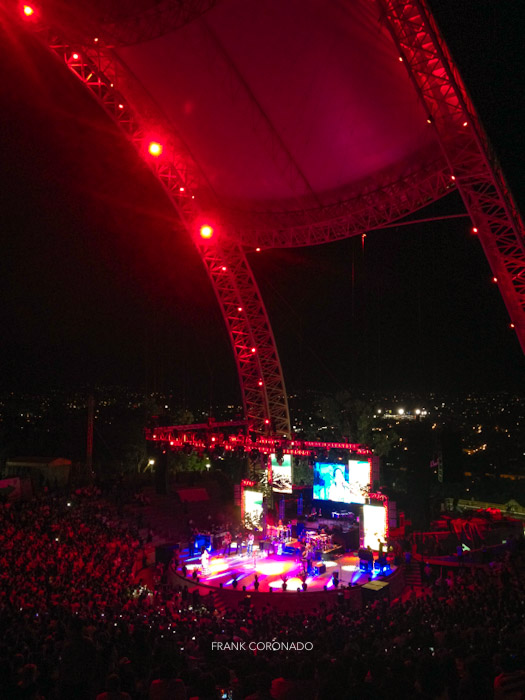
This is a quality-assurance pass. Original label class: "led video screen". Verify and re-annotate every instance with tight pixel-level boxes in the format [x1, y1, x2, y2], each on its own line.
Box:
[313, 462, 351, 503]
[269, 453, 292, 493]
[243, 490, 263, 530]
[363, 504, 387, 550]
[348, 459, 371, 504]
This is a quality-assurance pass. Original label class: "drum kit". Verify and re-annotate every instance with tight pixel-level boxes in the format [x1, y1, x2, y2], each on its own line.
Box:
[305, 532, 332, 552]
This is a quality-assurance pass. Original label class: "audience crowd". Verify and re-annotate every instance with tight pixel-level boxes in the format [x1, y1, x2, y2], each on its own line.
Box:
[0, 492, 524, 700]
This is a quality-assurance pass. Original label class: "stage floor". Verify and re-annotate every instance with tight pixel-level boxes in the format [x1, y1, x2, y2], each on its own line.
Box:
[183, 550, 395, 592]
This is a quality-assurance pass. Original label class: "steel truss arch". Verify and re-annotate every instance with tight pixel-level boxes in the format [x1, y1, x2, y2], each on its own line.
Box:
[12, 14, 290, 434]
[218, 160, 455, 249]
[196, 237, 290, 436]
[376, 0, 525, 353]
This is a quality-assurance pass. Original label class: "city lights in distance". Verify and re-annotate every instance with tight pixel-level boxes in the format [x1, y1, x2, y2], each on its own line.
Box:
[148, 141, 163, 157]
[199, 225, 214, 240]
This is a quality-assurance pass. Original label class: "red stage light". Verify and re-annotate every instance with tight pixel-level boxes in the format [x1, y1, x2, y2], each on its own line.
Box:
[148, 141, 162, 157]
[450, 175, 456, 181]
[255, 247, 261, 252]
[72, 53, 79, 60]
[237, 307, 243, 312]
[179, 186, 185, 192]
[510, 323, 515, 329]
[221, 266, 227, 271]
[118, 104, 124, 109]
[264, 419, 270, 425]
[258, 380, 263, 387]
[200, 225, 213, 240]
[23, 5, 34, 16]
[492, 277, 498, 283]
[251, 347, 257, 353]
[463, 121, 468, 127]
[472, 227, 478, 234]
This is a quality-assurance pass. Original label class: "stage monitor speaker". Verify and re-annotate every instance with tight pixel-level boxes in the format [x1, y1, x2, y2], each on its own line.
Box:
[314, 562, 326, 575]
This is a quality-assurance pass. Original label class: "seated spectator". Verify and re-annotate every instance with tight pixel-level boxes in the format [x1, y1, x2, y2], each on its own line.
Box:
[96, 674, 132, 700]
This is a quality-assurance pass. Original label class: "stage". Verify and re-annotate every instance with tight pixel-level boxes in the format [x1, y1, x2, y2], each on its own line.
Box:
[181, 548, 395, 593]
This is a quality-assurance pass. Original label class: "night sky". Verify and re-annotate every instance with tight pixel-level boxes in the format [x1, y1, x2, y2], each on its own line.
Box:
[0, 1, 524, 405]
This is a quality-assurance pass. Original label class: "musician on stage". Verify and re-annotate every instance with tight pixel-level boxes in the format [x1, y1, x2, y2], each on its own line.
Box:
[201, 546, 210, 574]
[246, 532, 255, 557]
[222, 531, 232, 557]
[302, 543, 314, 575]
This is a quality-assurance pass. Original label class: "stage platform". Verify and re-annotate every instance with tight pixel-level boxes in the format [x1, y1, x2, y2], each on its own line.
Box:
[181, 549, 395, 593]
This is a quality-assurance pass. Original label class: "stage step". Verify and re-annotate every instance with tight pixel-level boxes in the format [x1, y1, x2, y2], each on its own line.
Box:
[211, 591, 227, 615]
[405, 561, 422, 587]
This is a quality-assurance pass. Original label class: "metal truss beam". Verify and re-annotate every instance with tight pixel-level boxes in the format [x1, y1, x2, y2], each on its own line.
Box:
[220, 159, 455, 249]
[377, 0, 525, 353]
[146, 425, 372, 457]
[196, 235, 291, 436]
[13, 11, 290, 436]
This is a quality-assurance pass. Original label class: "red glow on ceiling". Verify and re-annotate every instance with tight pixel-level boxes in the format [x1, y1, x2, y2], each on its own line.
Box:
[148, 141, 163, 157]
[199, 225, 214, 240]
[22, 5, 34, 16]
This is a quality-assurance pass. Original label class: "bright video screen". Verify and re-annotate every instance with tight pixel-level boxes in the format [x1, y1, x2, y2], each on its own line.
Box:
[363, 504, 387, 550]
[243, 490, 263, 530]
[348, 459, 371, 504]
[269, 453, 292, 493]
[313, 462, 351, 503]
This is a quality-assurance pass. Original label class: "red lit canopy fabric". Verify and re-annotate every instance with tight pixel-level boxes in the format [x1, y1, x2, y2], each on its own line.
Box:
[108, 0, 440, 215]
